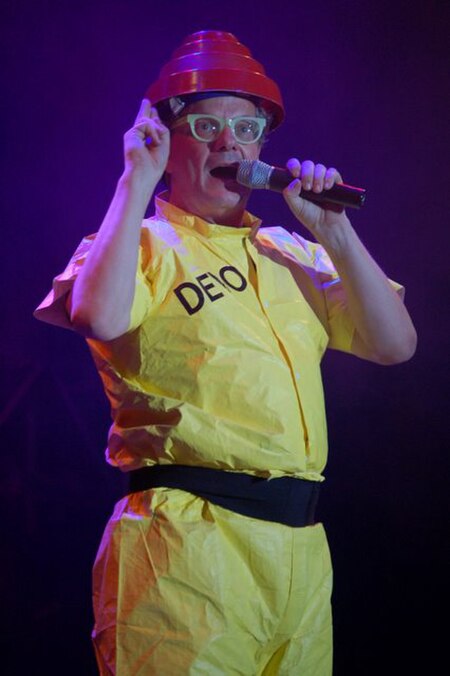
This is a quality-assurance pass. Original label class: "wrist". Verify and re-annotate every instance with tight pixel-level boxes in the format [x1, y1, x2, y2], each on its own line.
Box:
[119, 167, 159, 202]
[313, 216, 359, 262]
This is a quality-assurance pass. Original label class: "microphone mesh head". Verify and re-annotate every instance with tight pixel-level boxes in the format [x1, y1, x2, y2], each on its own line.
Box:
[236, 160, 272, 189]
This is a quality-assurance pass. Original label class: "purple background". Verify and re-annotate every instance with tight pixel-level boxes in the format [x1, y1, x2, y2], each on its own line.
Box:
[1, 1, 448, 673]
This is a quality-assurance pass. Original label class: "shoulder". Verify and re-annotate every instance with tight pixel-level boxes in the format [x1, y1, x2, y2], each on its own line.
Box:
[255, 226, 336, 275]
[141, 215, 186, 250]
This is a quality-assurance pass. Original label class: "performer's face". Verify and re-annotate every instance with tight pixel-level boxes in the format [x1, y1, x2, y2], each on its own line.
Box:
[167, 96, 262, 226]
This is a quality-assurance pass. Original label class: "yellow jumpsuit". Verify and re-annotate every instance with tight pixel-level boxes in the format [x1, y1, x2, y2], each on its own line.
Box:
[35, 195, 403, 674]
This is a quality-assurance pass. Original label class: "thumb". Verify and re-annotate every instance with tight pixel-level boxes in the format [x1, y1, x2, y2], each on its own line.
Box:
[283, 179, 323, 227]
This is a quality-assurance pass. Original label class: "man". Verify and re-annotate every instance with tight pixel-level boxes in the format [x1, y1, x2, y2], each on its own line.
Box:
[35, 30, 416, 675]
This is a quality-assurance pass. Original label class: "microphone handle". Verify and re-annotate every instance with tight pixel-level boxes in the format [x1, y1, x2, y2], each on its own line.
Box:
[269, 167, 366, 209]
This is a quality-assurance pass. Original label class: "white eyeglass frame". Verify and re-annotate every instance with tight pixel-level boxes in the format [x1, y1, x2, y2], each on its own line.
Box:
[171, 114, 267, 144]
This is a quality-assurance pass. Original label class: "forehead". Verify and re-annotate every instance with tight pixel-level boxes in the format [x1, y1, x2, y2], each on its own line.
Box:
[185, 95, 257, 117]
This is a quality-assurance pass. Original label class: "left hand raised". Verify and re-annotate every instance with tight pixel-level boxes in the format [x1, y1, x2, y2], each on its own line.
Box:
[282, 158, 350, 238]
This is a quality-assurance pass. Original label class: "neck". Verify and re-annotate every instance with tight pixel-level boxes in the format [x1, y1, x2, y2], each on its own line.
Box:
[167, 193, 249, 227]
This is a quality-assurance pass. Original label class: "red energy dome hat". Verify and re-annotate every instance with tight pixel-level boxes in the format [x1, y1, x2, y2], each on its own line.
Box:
[146, 30, 284, 131]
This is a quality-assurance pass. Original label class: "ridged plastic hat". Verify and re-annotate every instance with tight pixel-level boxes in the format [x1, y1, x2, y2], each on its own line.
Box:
[146, 30, 284, 130]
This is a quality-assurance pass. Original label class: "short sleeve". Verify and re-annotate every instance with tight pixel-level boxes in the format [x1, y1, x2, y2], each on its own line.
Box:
[34, 232, 153, 333]
[290, 232, 405, 354]
[33, 235, 96, 330]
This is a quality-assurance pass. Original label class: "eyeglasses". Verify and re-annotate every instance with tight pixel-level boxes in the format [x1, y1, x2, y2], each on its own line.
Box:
[171, 114, 267, 144]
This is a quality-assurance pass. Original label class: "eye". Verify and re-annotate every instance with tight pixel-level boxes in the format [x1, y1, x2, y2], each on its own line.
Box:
[194, 117, 219, 137]
[199, 120, 214, 131]
[238, 120, 255, 132]
[235, 118, 260, 140]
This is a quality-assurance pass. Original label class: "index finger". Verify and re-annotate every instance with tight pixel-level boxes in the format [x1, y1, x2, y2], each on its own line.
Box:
[286, 157, 301, 177]
[135, 98, 152, 123]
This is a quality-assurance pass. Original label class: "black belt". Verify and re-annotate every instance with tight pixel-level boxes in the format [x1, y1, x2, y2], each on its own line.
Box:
[127, 464, 320, 527]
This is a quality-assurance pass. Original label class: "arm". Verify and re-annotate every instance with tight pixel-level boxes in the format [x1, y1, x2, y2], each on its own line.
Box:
[68, 99, 170, 341]
[283, 159, 417, 365]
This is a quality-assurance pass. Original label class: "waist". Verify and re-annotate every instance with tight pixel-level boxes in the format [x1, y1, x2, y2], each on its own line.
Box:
[127, 464, 320, 527]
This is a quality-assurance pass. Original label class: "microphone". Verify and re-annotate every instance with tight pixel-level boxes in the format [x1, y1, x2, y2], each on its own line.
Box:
[235, 160, 366, 209]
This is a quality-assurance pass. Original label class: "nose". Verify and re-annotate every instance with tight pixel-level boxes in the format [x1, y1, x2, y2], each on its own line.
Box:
[212, 124, 238, 151]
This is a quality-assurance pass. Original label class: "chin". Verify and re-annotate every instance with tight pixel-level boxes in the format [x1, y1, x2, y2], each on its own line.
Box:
[195, 191, 245, 224]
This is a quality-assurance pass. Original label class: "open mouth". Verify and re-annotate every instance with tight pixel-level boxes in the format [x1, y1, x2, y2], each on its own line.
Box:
[210, 165, 239, 181]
